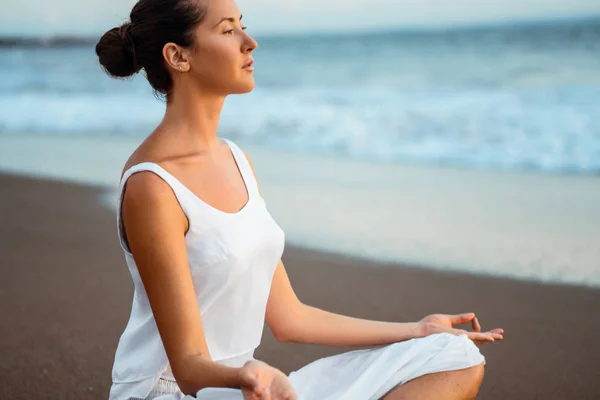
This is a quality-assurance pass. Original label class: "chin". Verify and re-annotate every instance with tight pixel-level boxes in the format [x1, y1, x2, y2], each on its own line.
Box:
[231, 80, 255, 94]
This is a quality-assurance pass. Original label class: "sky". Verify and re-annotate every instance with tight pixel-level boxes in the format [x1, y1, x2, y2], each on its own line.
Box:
[1, 0, 600, 37]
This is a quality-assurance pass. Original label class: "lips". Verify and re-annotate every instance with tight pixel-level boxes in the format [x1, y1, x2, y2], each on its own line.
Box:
[242, 59, 254, 69]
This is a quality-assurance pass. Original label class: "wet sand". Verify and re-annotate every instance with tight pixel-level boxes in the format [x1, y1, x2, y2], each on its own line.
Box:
[2, 133, 600, 287]
[1, 172, 599, 399]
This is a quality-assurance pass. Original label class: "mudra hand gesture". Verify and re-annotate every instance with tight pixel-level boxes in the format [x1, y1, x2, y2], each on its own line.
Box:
[419, 312, 504, 345]
[239, 360, 297, 400]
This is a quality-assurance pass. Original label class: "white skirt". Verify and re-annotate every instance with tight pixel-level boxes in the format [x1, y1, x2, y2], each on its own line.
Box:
[154, 333, 485, 400]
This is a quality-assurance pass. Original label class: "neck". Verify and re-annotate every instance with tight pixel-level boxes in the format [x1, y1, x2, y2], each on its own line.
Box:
[159, 85, 227, 152]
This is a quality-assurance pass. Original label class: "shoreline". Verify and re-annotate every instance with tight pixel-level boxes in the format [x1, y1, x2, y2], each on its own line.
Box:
[3, 167, 598, 290]
[2, 163, 597, 291]
[1, 171, 599, 399]
[1, 133, 599, 287]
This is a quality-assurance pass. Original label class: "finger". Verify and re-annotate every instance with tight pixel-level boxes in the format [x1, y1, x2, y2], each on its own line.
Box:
[262, 387, 271, 400]
[250, 381, 263, 397]
[485, 329, 504, 339]
[467, 331, 495, 343]
[286, 391, 298, 400]
[474, 337, 497, 345]
[243, 388, 261, 400]
[277, 388, 297, 400]
[241, 387, 255, 400]
[240, 371, 261, 394]
[250, 380, 262, 396]
[473, 317, 481, 332]
[448, 312, 476, 325]
[444, 327, 470, 336]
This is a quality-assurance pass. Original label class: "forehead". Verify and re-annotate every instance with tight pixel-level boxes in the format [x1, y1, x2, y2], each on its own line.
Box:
[202, 0, 242, 23]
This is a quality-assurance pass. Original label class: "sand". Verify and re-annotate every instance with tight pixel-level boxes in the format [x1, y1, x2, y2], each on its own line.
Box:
[1, 172, 599, 399]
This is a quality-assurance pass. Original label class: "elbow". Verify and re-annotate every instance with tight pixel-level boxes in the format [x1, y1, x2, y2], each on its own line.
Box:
[170, 353, 210, 396]
[177, 381, 197, 397]
[271, 324, 294, 343]
[171, 366, 198, 396]
[268, 302, 307, 343]
[271, 316, 306, 343]
[171, 372, 196, 396]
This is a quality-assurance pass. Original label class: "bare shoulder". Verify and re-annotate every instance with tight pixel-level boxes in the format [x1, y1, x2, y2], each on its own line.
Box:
[121, 170, 189, 235]
[123, 170, 173, 202]
[120, 136, 173, 202]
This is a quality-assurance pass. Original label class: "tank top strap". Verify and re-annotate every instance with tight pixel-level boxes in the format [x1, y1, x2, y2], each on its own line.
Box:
[222, 138, 260, 197]
[116, 162, 192, 254]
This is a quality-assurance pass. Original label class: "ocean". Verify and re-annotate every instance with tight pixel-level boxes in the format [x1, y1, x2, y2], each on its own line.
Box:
[1, 19, 600, 286]
[1, 18, 599, 175]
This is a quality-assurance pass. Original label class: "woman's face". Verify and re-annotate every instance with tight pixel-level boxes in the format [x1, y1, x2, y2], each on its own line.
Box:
[184, 0, 258, 95]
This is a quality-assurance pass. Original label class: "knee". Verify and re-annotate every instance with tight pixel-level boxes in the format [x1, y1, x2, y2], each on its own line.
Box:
[461, 362, 485, 399]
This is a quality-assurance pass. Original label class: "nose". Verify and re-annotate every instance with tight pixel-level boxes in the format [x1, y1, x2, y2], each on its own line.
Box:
[242, 31, 258, 53]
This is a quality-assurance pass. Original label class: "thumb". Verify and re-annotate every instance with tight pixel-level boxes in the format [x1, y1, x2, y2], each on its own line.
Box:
[449, 313, 476, 325]
[240, 370, 261, 393]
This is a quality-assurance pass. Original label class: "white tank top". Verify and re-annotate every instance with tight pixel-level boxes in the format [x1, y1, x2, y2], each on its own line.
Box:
[109, 138, 285, 400]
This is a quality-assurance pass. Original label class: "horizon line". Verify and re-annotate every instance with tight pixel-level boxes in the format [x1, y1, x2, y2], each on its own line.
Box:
[1, 13, 598, 47]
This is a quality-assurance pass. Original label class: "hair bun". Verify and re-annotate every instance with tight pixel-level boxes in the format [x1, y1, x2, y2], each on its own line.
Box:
[95, 23, 142, 78]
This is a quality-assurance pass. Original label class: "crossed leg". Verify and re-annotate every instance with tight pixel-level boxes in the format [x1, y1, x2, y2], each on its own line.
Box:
[382, 362, 485, 400]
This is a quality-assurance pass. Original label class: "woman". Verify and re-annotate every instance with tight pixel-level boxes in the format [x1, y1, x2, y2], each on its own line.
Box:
[96, 0, 504, 399]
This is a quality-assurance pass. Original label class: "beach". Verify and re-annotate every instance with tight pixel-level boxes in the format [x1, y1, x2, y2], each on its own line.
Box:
[2, 14, 600, 400]
[1, 171, 600, 399]
[2, 134, 600, 287]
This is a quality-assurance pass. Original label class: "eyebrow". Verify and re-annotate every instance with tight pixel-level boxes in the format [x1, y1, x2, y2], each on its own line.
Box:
[213, 14, 243, 28]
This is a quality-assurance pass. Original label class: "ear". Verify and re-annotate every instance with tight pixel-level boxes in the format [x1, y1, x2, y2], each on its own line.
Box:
[162, 42, 190, 73]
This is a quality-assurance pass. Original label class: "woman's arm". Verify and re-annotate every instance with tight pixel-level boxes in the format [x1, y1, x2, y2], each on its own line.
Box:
[239, 150, 420, 346]
[239, 149, 420, 346]
[265, 260, 423, 346]
[241, 148, 501, 348]
[265, 261, 502, 346]
[122, 172, 247, 395]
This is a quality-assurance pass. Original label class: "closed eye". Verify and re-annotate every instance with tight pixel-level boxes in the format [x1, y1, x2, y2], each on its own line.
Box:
[224, 26, 247, 35]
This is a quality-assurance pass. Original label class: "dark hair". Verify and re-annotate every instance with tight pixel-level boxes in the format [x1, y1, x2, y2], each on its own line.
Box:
[95, 0, 207, 99]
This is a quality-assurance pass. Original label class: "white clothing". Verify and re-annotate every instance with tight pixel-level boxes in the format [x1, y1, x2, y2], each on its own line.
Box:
[109, 138, 485, 400]
[148, 332, 484, 400]
[109, 138, 285, 399]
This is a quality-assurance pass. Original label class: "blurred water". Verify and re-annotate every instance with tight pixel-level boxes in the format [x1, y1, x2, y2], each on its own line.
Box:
[1, 19, 599, 174]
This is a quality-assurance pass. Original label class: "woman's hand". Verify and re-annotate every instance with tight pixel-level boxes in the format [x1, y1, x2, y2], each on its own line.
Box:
[238, 360, 297, 400]
[419, 313, 504, 345]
